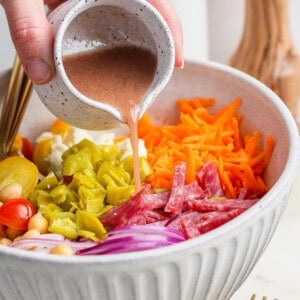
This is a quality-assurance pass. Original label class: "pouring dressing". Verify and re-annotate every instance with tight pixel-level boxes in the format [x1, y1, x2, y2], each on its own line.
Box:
[63, 45, 157, 190]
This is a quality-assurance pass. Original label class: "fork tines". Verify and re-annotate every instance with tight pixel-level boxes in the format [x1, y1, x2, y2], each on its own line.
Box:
[0, 56, 33, 160]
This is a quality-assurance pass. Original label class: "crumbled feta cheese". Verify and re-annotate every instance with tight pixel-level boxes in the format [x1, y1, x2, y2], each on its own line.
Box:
[37, 124, 146, 177]
[117, 138, 147, 160]
[45, 135, 68, 177]
[35, 132, 54, 143]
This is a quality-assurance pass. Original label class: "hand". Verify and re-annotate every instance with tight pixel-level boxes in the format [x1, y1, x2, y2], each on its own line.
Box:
[148, 0, 183, 68]
[1, 0, 183, 85]
[1, 0, 65, 84]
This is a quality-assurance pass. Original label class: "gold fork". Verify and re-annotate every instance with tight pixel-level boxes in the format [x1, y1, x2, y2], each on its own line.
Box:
[251, 294, 279, 300]
[0, 56, 33, 160]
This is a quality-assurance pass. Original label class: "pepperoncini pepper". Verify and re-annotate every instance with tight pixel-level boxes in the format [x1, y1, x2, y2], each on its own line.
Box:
[29, 138, 152, 241]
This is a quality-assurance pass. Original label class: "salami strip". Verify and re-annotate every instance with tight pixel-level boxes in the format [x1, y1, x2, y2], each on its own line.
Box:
[144, 191, 170, 210]
[187, 198, 259, 212]
[100, 185, 151, 227]
[166, 211, 201, 231]
[164, 163, 187, 215]
[180, 218, 200, 239]
[197, 162, 224, 197]
[183, 181, 205, 200]
[197, 209, 245, 234]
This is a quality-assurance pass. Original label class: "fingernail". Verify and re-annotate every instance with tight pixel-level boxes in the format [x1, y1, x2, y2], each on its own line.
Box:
[178, 60, 184, 69]
[179, 53, 185, 68]
[25, 59, 51, 84]
[175, 57, 184, 69]
[175, 52, 184, 69]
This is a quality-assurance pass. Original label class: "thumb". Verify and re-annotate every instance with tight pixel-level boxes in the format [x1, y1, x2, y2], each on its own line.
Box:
[2, 0, 55, 84]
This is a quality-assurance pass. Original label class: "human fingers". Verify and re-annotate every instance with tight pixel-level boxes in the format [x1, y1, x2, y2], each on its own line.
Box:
[1, 0, 55, 84]
[148, 0, 184, 68]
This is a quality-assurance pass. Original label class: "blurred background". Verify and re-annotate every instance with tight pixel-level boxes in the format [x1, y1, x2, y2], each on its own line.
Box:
[2, 0, 300, 70]
[1, 1, 300, 299]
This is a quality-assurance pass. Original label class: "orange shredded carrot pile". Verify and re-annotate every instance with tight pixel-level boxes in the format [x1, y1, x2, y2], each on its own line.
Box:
[138, 97, 275, 199]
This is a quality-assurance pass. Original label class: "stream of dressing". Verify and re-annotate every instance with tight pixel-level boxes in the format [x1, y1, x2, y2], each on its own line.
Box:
[63, 46, 157, 191]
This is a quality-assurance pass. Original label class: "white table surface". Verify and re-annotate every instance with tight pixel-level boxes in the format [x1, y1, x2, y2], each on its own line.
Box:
[231, 170, 300, 300]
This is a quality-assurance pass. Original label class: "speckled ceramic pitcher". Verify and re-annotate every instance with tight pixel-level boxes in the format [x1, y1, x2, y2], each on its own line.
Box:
[34, 0, 175, 130]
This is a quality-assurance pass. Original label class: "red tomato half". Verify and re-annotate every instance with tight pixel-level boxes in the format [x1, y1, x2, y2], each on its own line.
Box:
[0, 198, 36, 230]
[22, 137, 34, 161]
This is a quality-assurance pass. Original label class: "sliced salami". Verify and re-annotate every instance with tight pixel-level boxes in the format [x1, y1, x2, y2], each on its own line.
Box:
[164, 163, 187, 215]
[197, 162, 224, 197]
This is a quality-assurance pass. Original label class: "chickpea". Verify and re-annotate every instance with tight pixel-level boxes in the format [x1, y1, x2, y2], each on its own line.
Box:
[0, 238, 12, 246]
[12, 236, 23, 243]
[22, 229, 40, 239]
[50, 243, 74, 256]
[27, 213, 48, 234]
[0, 183, 23, 203]
[6, 227, 24, 240]
[17, 229, 41, 251]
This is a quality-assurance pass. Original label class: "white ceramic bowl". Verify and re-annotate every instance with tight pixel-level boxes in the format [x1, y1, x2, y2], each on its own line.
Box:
[0, 61, 299, 300]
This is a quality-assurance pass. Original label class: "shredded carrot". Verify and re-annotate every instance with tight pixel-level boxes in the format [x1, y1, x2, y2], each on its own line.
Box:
[138, 98, 275, 198]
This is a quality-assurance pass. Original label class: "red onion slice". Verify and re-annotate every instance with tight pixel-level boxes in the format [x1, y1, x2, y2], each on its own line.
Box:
[76, 225, 185, 255]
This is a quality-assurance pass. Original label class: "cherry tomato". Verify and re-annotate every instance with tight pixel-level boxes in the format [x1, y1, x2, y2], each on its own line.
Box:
[50, 118, 71, 135]
[21, 137, 34, 161]
[32, 138, 52, 175]
[0, 198, 36, 230]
